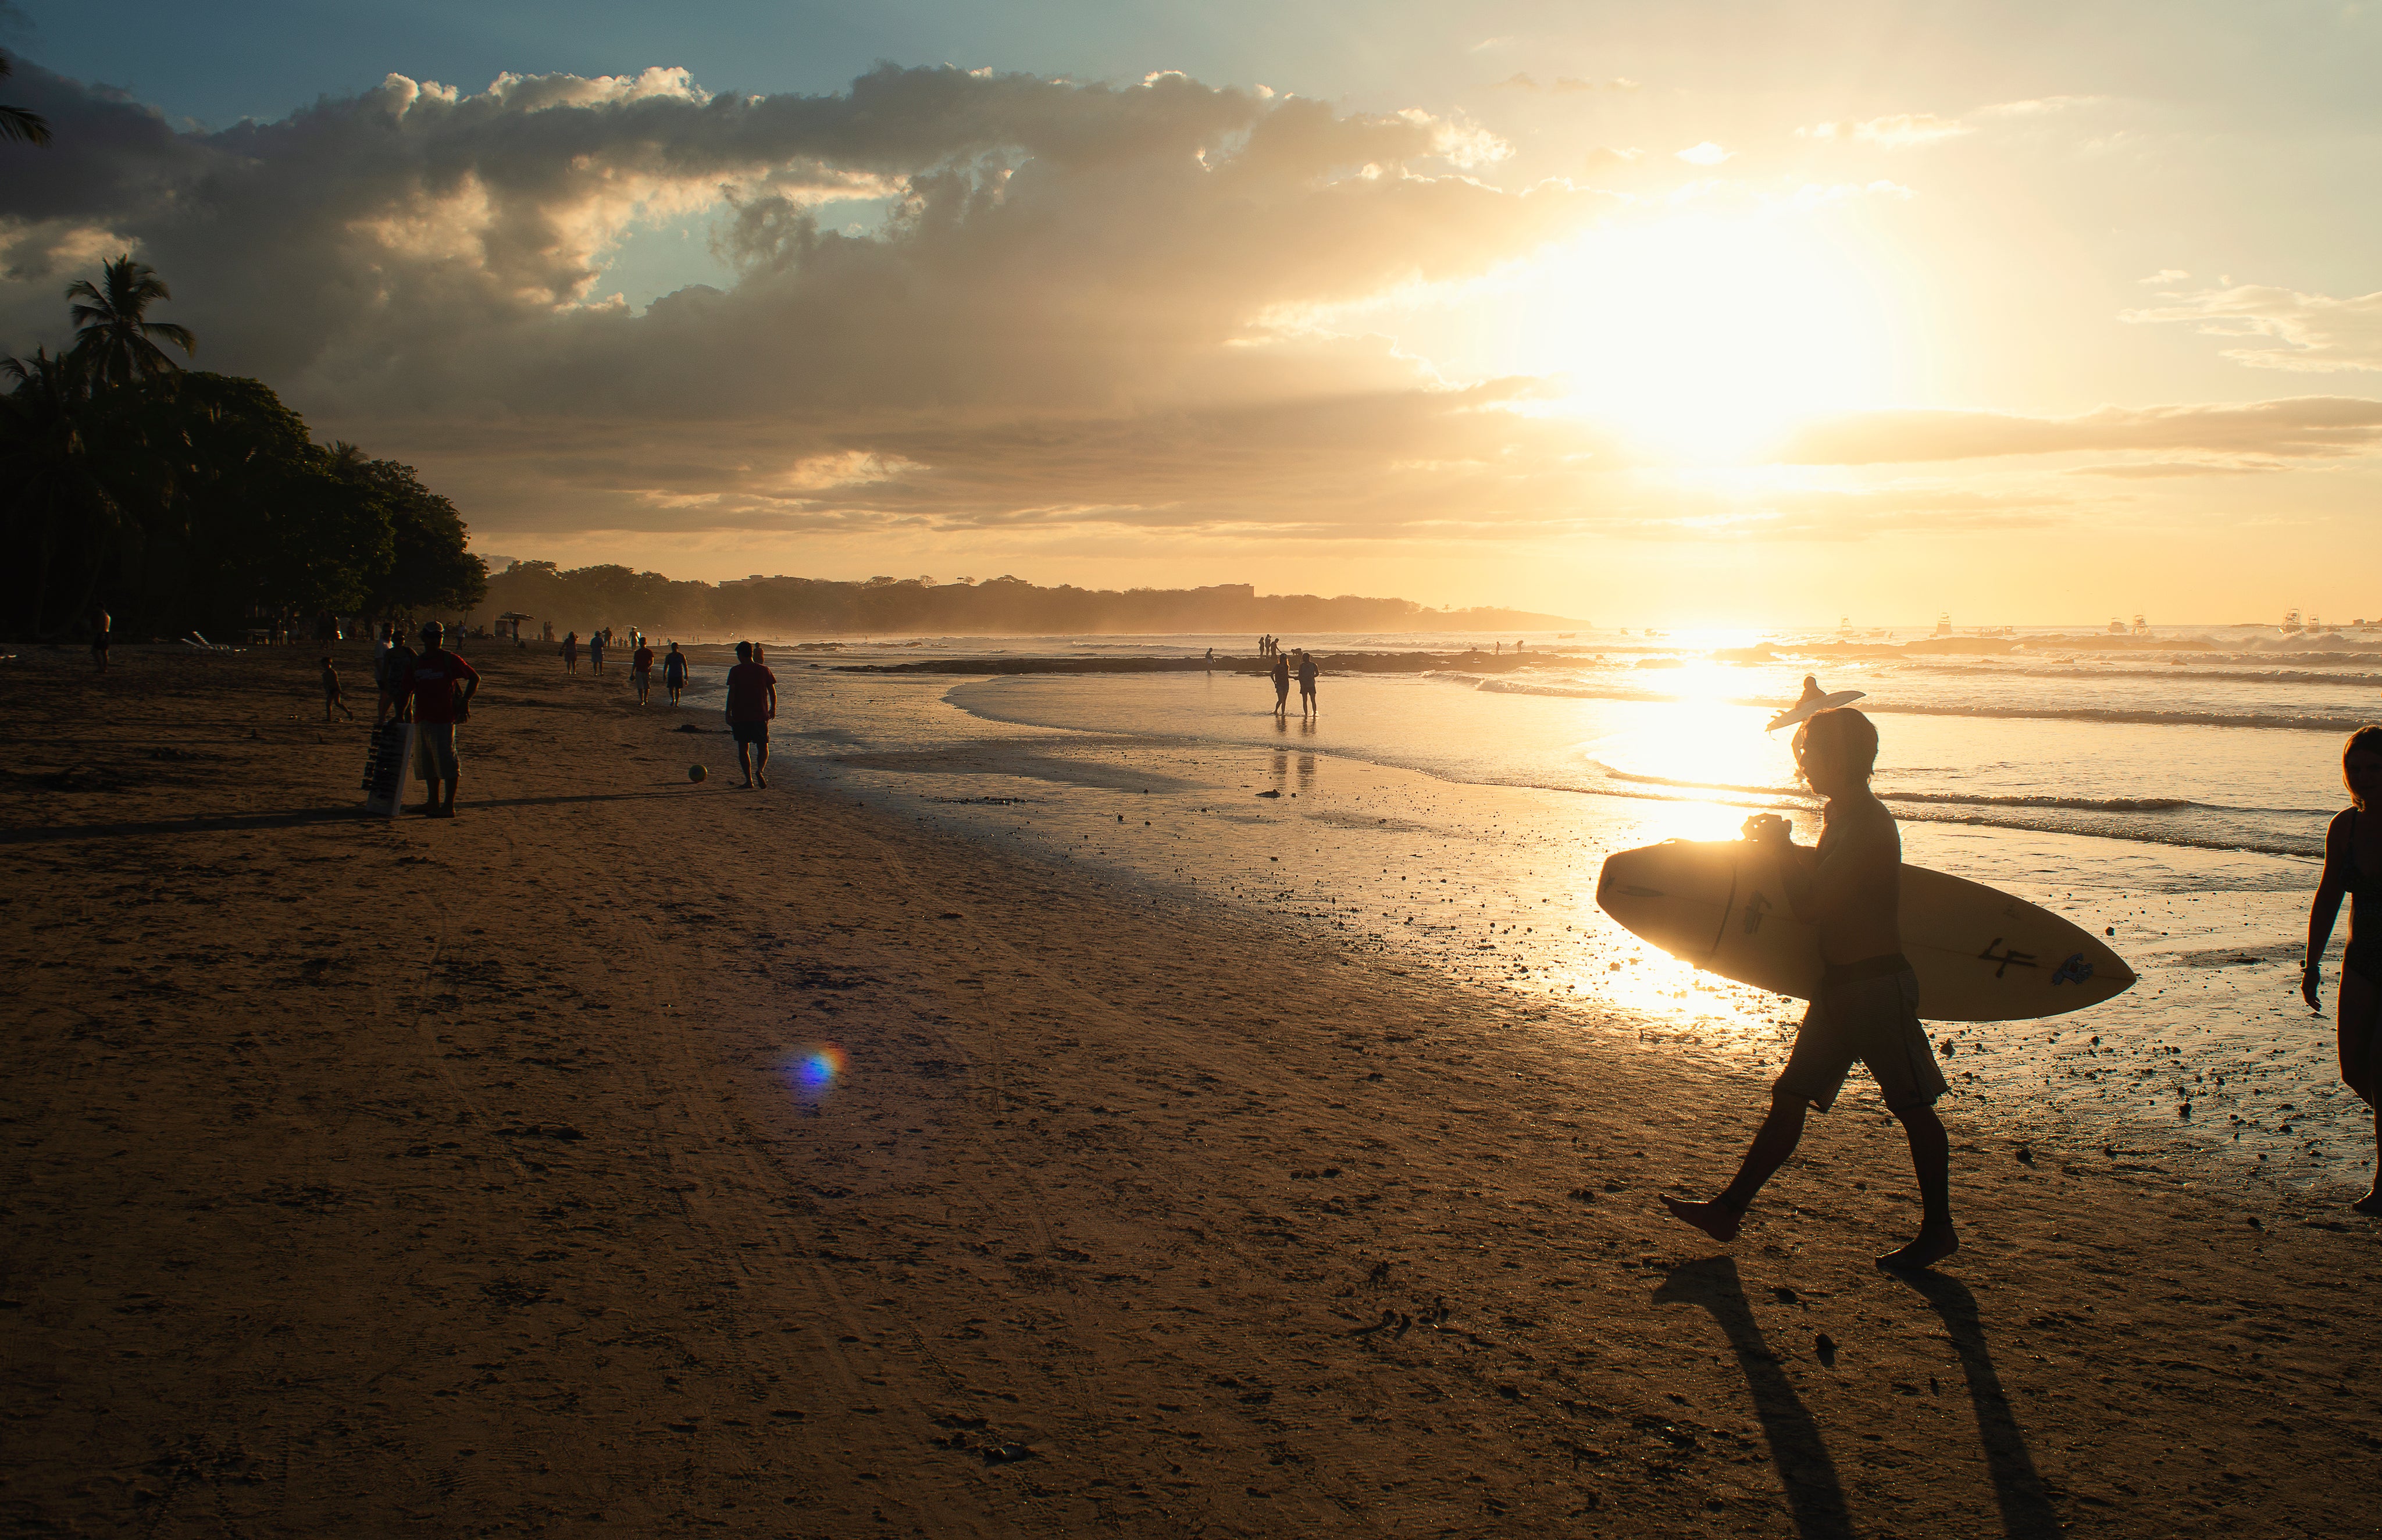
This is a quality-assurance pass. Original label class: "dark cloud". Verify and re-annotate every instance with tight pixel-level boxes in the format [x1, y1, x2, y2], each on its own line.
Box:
[0, 58, 1614, 541]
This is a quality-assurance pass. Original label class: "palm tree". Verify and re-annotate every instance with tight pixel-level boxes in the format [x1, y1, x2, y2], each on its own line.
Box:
[66, 256, 196, 388]
[1, 348, 126, 637]
[1, 54, 52, 147]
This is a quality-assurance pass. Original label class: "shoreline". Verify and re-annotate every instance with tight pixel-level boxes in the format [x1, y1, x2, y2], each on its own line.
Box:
[4, 643, 2380, 1535]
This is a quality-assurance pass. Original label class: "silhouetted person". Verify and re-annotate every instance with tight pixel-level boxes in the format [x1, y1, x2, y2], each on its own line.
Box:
[1271, 652, 1291, 716]
[1296, 648, 1318, 718]
[663, 641, 687, 705]
[562, 631, 579, 676]
[2305, 725, 2382, 1215]
[725, 640, 776, 789]
[320, 656, 354, 721]
[90, 611, 110, 673]
[632, 639, 655, 704]
[589, 629, 605, 675]
[382, 632, 418, 722]
[1661, 708, 1957, 1271]
[401, 621, 479, 818]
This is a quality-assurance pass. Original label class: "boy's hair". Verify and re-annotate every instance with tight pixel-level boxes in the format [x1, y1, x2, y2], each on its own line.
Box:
[320, 655, 333, 665]
[734, 640, 753, 660]
[2345, 726, 2382, 810]
[1799, 707, 1879, 783]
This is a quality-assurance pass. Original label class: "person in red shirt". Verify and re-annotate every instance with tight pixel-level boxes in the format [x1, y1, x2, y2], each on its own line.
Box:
[632, 640, 656, 705]
[403, 621, 481, 818]
[723, 640, 777, 789]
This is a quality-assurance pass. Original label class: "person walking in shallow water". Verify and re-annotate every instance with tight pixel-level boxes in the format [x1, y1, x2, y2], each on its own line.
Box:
[1660, 708, 1958, 1271]
[1271, 650, 1291, 716]
[1296, 648, 1319, 718]
[2303, 725, 2382, 1215]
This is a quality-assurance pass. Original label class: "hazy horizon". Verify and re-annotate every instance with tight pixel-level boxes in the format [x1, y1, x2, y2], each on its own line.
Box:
[5, 0, 2379, 626]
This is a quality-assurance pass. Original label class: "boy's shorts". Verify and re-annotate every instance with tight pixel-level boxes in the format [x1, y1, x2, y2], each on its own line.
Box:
[412, 723, 459, 781]
[1773, 966, 1947, 1114]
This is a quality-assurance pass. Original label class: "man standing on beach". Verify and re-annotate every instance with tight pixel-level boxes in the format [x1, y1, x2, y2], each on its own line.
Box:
[663, 642, 687, 705]
[632, 638, 655, 704]
[724, 640, 776, 789]
[589, 629, 605, 676]
[1296, 649, 1319, 717]
[1271, 650, 1291, 716]
[1658, 708, 1957, 1271]
[402, 621, 480, 818]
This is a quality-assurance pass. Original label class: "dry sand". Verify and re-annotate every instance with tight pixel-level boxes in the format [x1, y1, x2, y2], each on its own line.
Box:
[3, 641, 2378, 1537]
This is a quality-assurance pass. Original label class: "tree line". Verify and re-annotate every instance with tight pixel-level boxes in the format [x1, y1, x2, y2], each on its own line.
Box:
[0, 256, 486, 641]
[484, 564, 1578, 638]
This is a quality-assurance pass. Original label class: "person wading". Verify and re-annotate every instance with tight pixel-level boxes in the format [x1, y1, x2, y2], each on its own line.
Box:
[2304, 725, 2382, 1215]
[1658, 707, 1957, 1271]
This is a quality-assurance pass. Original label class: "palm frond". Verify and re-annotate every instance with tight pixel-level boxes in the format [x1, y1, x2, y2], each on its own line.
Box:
[0, 104, 48, 147]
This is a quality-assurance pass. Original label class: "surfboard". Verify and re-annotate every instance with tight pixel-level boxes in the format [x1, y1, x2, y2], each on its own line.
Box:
[361, 719, 418, 818]
[1595, 839, 2134, 1022]
[1765, 689, 1867, 732]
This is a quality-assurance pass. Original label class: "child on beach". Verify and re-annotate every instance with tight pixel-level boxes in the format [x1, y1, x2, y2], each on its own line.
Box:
[632, 639, 655, 704]
[320, 656, 355, 721]
[562, 632, 579, 676]
[2302, 725, 2382, 1215]
[1659, 708, 1958, 1271]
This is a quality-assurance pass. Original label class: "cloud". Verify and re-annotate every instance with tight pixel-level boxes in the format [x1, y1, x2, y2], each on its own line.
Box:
[0, 59, 1608, 542]
[1674, 141, 1732, 166]
[2067, 459, 2284, 478]
[2138, 269, 2190, 286]
[2121, 282, 2382, 372]
[1799, 113, 1970, 149]
[1777, 398, 2382, 464]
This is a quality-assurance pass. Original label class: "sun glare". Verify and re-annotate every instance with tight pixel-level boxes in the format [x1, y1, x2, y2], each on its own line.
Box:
[1511, 212, 1896, 462]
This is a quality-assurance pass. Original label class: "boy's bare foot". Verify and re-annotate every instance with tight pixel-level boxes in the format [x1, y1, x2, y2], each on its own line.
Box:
[739, 779, 754, 789]
[2352, 1190, 2382, 1217]
[1660, 1194, 1743, 1243]
[1875, 1226, 1959, 1272]
[756, 772, 769, 789]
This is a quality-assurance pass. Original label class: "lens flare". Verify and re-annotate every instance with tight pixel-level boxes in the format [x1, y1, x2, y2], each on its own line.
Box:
[787, 1043, 847, 1097]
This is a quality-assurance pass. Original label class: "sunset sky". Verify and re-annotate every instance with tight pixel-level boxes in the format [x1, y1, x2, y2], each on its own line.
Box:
[4, 0, 2378, 626]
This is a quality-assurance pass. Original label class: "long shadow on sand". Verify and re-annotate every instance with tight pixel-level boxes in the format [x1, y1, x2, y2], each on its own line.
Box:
[0, 792, 680, 844]
[1891, 1271, 2062, 1538]
[1654, 1257, 1853, 1540]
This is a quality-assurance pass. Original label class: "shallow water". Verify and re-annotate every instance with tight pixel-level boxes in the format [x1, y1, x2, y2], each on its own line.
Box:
[686, 632, 2381, 1195]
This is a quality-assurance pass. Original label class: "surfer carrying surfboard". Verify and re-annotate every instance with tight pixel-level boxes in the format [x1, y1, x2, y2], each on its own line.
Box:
[1660, 707, 1960, 1272]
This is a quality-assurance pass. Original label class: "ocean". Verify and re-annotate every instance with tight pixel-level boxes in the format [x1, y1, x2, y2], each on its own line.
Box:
[687, 628, 2382, 1194]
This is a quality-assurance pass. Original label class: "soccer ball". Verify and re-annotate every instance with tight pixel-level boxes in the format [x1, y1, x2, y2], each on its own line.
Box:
[688, 764, 708, 783]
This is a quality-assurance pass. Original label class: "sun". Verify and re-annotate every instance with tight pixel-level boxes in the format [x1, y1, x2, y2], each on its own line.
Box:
[1498, 209, 1899, 463]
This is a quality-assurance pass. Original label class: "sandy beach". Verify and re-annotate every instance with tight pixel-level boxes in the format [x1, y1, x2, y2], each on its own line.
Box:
[5, 642, 2380, 1538]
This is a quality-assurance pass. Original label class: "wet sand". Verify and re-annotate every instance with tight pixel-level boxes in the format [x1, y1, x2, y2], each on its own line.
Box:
[3, 642, 2379, 1537]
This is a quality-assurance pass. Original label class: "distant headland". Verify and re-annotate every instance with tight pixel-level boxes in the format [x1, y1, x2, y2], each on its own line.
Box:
[479, 563, 1582, 637]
